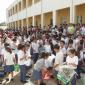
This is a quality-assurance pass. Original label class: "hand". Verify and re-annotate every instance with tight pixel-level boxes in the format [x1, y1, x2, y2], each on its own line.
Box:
[42, 68, 47, 71]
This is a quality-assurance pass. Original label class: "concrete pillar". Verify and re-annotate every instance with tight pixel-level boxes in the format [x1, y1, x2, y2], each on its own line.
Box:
[53, 10, 57, 26]
[26, 0, 29, 7]
[70, 0, 76, 23]
[32, 16, 35, 26]
[11, 22, 12, 28]
[41, 14, 44, 28]
[12, 22, 14, 28]
[17, 3, 19, 13]
[21, 20, 24, 31]
[21, 0, 23, 10]
[32, 0, 34, 4]
[26, 18, 29, 28]
[17, 21, 19, 30]
[14, 21, 16, 30]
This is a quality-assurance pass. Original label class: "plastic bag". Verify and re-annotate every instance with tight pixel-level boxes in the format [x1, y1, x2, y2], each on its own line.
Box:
[14, 64, 20, 72]
[57, 72, 71, 85]
[56, 65, 75, 85]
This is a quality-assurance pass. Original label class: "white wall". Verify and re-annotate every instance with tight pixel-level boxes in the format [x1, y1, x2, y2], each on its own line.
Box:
[7, 0, 85, 23]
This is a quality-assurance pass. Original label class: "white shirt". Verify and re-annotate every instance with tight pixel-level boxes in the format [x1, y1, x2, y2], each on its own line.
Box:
[4, 51, 15, 65]
[54, 51, 64, 71]
[52, 39, 57, 45]
[1, 48, 6, 56]
[45, 54, 56, 67]
[44, 44, 52, 53]
[60, 47, 67, 55]
[66, 56, 78, 69]
[25, 48, 32, 66]
[31, 42, 39, 53]
[81, 27, 85, 35]
[18, 50, 25, 65]
[26, 48, 31, 57]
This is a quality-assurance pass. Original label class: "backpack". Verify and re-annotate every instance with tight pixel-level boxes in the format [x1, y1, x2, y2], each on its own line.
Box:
[80, 51, 85, 73]
[83, 52, 85, 63]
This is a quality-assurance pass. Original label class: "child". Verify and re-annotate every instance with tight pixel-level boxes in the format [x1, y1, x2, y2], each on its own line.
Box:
[17, 44, 27, 83]
[66, 49, 78, 85]
[3, 44, 15, 82]
[25, 44, 32, 78]
[33, 52, 48, 85]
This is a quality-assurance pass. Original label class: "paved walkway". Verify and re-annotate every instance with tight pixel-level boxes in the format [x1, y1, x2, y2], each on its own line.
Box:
[6, 73, 84, 85]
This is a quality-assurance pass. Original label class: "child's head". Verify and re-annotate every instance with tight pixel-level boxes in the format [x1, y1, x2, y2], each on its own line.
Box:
[68, 39, 73, 47]
[53, 44, 60, 53]
[41, 52, 49, 59]
[60, 40, 65, 48]
[25, 43, 30, 50]
[18, 44, 25, 51]
[68, 49, 76, 57]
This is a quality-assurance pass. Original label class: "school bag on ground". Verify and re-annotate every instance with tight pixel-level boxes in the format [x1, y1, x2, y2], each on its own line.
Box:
[0, 67, 4, 77]
[81, 51, 85, 73]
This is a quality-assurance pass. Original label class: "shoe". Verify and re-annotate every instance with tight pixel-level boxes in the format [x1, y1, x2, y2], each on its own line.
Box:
[6, 78, 9, 81]
[11, 78, 14, 81]
[0, 82, 2, 84]
[20, 80, 28, 83]
[2, 79, 6, 84]
[77, 75, 81, 79]
[26, 75, 30, 78]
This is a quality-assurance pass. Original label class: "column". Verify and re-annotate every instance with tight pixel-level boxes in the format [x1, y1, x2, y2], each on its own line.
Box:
[32, 0, 34, 5]
[7, 24, 9, 28]
[70, 0, 76, 23]
[18, 20, 20, 30]
[41, 14, 44, 28]
[32, 16, 35, 26]
[11, 22, 13, 29]
[53, 10, 57, 26]
[13, 22, 15, 29]
[21, 20, 24, 31]
[10, 23, 11, 28]
[21, 0, 23, 10]
[15, 22, 16, 29]
[26, 0, 29, 7]
[26, 18, 29, 28]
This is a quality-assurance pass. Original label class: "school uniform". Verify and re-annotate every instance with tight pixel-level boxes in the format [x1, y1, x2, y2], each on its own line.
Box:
[31, 42, 39, 63]
[66, 56, 78, 85]
[18, 50, 26, 82]
[33, 58, 45, 80]
[54, 51, 63, 76]
[4, 51, 15, 73]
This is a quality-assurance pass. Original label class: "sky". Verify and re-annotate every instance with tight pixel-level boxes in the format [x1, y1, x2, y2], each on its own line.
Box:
[0, 0, 15, 23]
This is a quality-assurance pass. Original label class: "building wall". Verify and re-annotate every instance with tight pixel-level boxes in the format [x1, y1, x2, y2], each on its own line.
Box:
[76, 4, 85, 24]
[6, 0, 85, 29]
[57, 8, 70, 25]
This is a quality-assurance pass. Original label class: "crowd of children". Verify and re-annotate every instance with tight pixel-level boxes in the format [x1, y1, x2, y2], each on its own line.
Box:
[0, 23, 85, 85]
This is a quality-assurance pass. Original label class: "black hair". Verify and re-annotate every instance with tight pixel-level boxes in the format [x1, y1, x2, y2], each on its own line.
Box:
[69, 49, 76, 54]
[18, 44, 25, 50]
[60, 40, 65, 44]
[4, 43, 10, 48]
[68, 39, 73, 44]
[41, 52, 49, 59]
[53, 44, 60, 50]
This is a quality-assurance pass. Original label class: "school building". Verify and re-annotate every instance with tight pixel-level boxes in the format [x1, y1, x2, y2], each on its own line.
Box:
[6, 0, 85, 29]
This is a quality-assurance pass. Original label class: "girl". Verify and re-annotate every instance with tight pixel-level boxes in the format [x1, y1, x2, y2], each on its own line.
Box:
[17, 44, 27, 83]
[25, 43, 32, 78]
[66, 49, 78, 85]
[33, 52, 49, 85]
